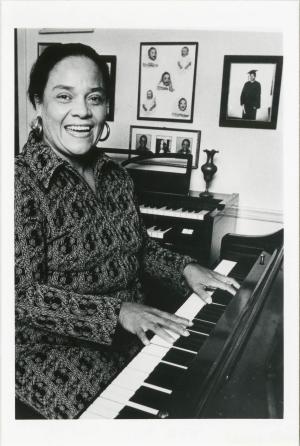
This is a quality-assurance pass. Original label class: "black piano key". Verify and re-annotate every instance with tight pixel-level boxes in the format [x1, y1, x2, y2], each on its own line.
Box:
[130, 385, 170, 410]
[163, 347, 196, 367]
[190, 319, 214, 335]
[195, 308, 223, 324]
[228, 260, 254, 281]
[173, 332, 206, 352]
[144, 362, 186, 390]
[212, 289, 233, 306]
[198, 305, 224, 319]
[116, 405, 156, 419]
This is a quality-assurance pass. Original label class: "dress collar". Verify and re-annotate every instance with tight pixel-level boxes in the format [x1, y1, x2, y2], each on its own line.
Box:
[21, 132, 110, 189]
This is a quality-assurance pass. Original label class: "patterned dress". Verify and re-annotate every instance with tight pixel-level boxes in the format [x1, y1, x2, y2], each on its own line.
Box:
[15, 133, 195, 419]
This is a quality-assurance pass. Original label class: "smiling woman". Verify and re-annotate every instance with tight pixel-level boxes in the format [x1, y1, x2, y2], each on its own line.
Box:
[15, 43, 238, 419]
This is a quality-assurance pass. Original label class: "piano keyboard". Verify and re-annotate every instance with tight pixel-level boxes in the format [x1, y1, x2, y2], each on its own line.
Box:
[79, 259, 237, 419]
[140, 204, 210, 220]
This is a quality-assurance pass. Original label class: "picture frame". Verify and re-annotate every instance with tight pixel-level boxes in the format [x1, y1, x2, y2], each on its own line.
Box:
[137, 42, 198, 123]
[219, 55, 283, 129]
[129, 125, 201, 168]
[37, 43, 117, 122]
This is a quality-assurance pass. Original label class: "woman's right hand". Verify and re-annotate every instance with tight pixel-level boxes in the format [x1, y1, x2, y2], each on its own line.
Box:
[118, 302, 192, 346]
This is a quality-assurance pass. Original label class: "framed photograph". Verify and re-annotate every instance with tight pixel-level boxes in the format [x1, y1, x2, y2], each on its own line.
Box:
[137, 42, 198, 122]
[129, 125, 201, 168]
[37, 43, 117, 121]
[219, 55, 283, 129]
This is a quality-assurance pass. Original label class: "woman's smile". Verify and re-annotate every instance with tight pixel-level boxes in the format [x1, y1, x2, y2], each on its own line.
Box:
[64, 124, 94, 138]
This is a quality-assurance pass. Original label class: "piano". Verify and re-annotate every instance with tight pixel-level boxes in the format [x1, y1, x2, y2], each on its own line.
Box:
[79, 229, 283, 419]
[120, 153, 239, 266]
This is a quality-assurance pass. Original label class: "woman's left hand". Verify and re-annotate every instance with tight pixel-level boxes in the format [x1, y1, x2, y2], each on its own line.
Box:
[183, 263, 240, 304]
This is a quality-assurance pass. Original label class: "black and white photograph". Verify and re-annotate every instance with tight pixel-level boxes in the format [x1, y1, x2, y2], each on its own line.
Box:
[135, 133, 153, 154]
[1, 2, 299, 446]
[219, 55, 283, 129]
[137, 42, 198, 122]
[129, 125, 201, 168]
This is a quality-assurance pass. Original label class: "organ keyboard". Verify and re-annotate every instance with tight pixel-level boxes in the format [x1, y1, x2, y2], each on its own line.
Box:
[79, 229, 283, 419]
[138, 190, 239, 265]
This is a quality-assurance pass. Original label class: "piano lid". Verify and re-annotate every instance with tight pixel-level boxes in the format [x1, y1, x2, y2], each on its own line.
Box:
[121, 153, 192, 196]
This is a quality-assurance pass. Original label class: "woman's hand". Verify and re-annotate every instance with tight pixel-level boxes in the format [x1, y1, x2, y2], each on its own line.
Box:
[183, 263, 240, 304]
[119, 302, 192, 346]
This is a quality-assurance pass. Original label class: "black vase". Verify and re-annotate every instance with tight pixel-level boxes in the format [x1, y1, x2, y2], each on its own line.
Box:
[200, 149, 219, 198]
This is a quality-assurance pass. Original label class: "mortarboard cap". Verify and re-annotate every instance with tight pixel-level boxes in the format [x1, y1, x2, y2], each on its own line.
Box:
[248, 69, 258, 75]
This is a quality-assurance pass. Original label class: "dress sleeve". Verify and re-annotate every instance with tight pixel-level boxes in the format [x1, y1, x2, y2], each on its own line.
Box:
[15, 166, 128, 347]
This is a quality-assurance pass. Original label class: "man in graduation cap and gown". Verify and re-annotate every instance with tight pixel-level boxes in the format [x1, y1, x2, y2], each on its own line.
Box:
[240, 69, 261, 120]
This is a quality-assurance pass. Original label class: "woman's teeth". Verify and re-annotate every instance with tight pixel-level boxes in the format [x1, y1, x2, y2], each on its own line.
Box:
[65, 125, 92, 137]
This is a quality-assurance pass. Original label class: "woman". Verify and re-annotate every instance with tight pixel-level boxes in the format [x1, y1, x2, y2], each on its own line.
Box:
[15, 43, 238, 419]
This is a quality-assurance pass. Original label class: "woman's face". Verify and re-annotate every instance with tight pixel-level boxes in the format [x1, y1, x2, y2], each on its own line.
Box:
[36, 56, 107, 157]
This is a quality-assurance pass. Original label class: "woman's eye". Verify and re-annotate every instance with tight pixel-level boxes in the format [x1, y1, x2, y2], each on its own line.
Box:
[57, 94, 71, 102]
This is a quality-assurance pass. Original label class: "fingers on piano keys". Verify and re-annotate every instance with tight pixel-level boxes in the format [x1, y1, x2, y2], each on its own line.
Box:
[80, 259, 238, 420]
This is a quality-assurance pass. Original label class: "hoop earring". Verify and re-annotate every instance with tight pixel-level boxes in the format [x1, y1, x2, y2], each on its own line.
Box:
[98, 122, 110, 142]
[31, 116, 43, 139]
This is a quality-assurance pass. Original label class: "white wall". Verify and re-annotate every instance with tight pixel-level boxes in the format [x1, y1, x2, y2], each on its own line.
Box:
[17, 28, 283, 234]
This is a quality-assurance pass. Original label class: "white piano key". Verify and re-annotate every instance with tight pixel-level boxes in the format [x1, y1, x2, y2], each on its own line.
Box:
[88, 398, 124, 418]
[80, 410, 108, 419]
[182, 228, 194, 235]
[143, 343, 169, 359]
[128, 353, 163, 373]
[101, 385, 136, 404]
[112, 368, 149, 391]
[175, 293, 205, 320]
[214, 259, 237, 275]
[150, 335, 173, 348]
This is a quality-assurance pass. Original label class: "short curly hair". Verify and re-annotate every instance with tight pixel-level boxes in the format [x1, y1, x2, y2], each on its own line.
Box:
[28, 43, 110, 109]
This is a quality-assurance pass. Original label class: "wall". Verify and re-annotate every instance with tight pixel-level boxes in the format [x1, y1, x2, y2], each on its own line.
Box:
[17, 28, 283, 234]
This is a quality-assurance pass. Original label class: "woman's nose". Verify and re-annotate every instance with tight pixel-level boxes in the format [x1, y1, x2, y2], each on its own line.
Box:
[71, 98, 92, 118]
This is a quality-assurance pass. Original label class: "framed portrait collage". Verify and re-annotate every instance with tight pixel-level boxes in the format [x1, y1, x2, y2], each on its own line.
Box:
[137, 42, 198, 123]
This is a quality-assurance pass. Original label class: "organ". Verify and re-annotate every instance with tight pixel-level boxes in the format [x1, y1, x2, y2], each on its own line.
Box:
[122, 152, 239, 266]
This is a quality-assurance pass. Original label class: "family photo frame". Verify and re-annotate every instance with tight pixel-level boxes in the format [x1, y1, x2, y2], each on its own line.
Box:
[129, 125, 201, 168]
[219, 55, 283, 129]
[137, 42, 198, 123]
[37, 43, 117, 122]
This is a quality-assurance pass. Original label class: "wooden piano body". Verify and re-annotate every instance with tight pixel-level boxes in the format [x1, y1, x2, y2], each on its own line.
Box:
[78, 229, 283, 420]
